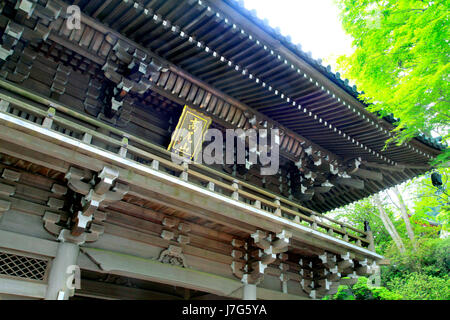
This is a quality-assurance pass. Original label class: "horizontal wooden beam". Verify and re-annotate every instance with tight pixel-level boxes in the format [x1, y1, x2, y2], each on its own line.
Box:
[0, 229, 58, 258]
[77, 279, 184, 300]
[331, 177, 364, 190]
[80, 246, 242, 298]
[0, 278, 47, 299]
[0, 78, 367, 236]
[0, 115, 381, 260]
[362, 161, 405, 172]
[348, 167, 383, 182]
[81, 247, 308, 300]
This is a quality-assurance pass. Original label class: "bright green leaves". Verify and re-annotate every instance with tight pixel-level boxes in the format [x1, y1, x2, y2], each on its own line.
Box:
[324, 277, 403, 300]
[335, 0, 450, 164]
[408, 167, 449, 233]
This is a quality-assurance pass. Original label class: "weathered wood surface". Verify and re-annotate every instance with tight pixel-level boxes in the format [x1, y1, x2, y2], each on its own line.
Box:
[0, 110, 381, 261]
[0, 0, 435, 214]
[0, 151, 377, 300]
[0, 89, 372, 249]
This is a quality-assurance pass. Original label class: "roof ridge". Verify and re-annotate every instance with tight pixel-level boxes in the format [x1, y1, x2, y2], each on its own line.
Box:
[224, 0, 446, 151]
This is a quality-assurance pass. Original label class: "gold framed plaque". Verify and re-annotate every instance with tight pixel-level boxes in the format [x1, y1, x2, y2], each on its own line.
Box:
[168, 105, 212, 160]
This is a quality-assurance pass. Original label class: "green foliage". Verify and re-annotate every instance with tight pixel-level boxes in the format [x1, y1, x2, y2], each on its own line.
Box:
[352, 277, 374, 299]
[326, 181, 449, 300]
[332, 198, 394, 253]
[408, 168, 450, 233]
[383, 237, 450, 281]
[323, 277, 403, 300]
[333, 285, 356, 300]
[386, 273, 450, 300]
[335, 0, 449, 165]
[329, 1, 450, 298]
[370, 286, 404, 300]
[380, 237, 450, 299]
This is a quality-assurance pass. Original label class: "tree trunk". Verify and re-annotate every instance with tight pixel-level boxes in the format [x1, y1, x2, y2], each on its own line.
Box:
[373, 194, 405, 253]
[392, 186, 417, 250]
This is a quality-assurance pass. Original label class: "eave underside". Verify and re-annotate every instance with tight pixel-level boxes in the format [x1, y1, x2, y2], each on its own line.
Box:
[64, 0, 440, 162]
[0, 0, 440, 215]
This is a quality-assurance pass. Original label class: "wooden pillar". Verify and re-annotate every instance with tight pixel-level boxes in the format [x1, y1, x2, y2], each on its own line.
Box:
[243, 283, 256, 300]
[45, 242, 79, 300]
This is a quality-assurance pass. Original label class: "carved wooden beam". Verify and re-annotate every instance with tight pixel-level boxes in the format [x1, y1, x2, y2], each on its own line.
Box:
[362, 161, 405, 172]
[251, 230, 271, 250]
[331, 177, 364, 189]
[348, 166, 383, 182]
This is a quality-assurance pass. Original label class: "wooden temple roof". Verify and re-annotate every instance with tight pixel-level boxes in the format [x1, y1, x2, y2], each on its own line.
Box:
[0, 0, 444, 215]
[2, 0, 438, 299]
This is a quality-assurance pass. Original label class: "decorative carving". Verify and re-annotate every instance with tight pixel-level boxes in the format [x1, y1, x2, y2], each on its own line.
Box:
[177, 235, 190, 245]
[47, 197, 64, 209]
[298, 250, 375, 299]
[58, 229, 86, 245]
[160, 230, 174, 241]
[95, 167, 119, 195]
[80, 190, 104, 217]
[96, 35, 167, 122]
[337, 252, 354, 272]
[318, 252, 337, 268]
[103, 182, 129, 202]
[233, 229, 293, 286]
[178, 223, 191, 233]
[85, 223, 105, 242]
[66, 167, 91, 195]
[43, 211, 62, 236]
[162, 217, 177, 228]
[71, 211, 93, 236]
[158, 245, 187, 268]
[273, 230, 292, 250]
[66, 166, 122, 236]
[51, 184, 67, 195]
[231, 232, 285, 285]
[41, 166, 126, 243]
[50, 63, 71, 95]
[251, 230, 270, 250]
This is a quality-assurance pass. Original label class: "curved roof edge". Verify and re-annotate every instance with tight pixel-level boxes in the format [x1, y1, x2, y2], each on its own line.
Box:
[225, 0, 447, 152]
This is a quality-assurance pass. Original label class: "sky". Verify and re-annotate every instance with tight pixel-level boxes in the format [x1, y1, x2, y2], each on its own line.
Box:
[242, 0, 354, 70]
